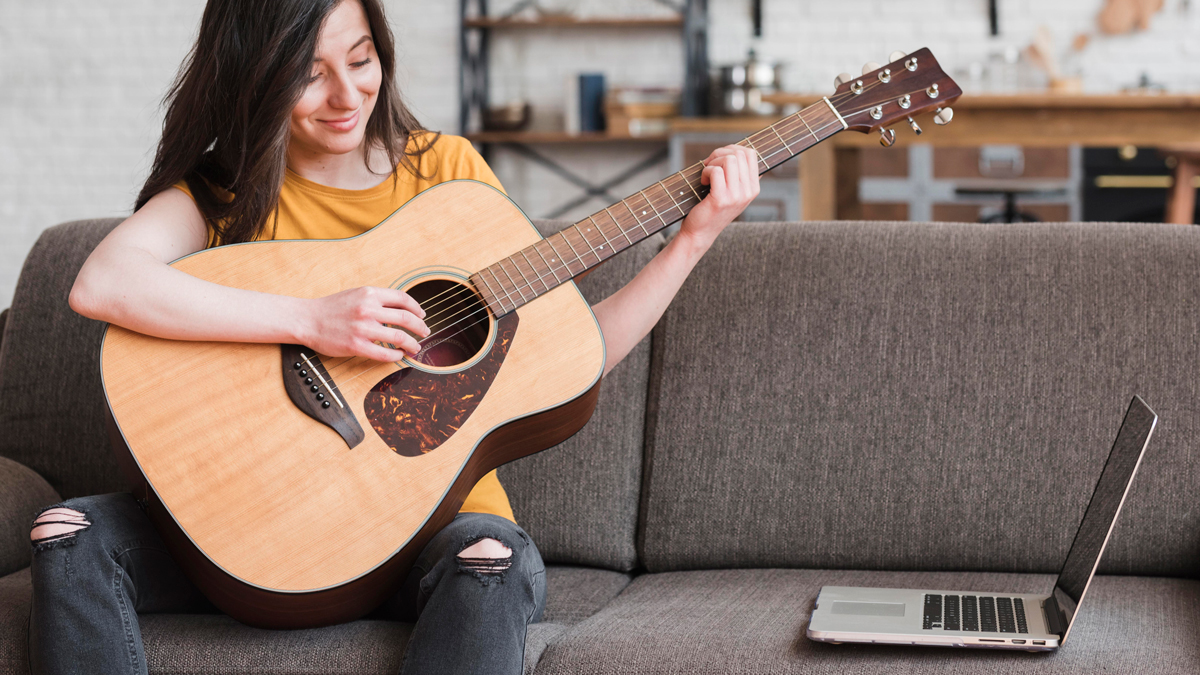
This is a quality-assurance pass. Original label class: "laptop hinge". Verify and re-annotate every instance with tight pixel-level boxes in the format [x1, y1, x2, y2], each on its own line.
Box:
[1043, 594, 1067, 638]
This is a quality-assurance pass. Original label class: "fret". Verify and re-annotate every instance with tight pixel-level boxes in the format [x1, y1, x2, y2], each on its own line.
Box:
[638, 189, 669, 227]
[507, 256, 540, 299]
[627, 193, 661, 234]
[586, 216, 617, 256]
[603, 207, 635, 246]
[664, 174, 697, 207]
[798, 111, 820, 143]
[657, 179, 686, 216]
[769, 125, 794, 155]
[570, 224, 604, 264]
[681, 168, 704, 201]
[546, 236, 579, 276]
[532, 242, 563, 283]
[497, 260, 528, 303]
[519, 249, 550, 293]
[744, 137, 771, 172]
[622, 200, 652, 237]
[475, 271, 508, 314]
[484, 267, 516, 310]
[559, 228, 589, 267]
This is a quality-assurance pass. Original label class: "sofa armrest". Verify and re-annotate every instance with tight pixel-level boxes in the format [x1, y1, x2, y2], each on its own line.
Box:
[0, 456, 61, 576]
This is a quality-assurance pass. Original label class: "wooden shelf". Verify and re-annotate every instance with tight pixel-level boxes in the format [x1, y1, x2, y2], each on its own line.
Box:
[463, 16, 683, 29]
[467, 131, 668, 144]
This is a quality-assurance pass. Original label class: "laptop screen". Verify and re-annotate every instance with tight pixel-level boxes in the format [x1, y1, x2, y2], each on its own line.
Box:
[1053, 396, 1156, 615]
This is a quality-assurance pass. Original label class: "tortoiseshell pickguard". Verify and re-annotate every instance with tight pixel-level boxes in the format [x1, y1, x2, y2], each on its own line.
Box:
[364, 313, 518, 456]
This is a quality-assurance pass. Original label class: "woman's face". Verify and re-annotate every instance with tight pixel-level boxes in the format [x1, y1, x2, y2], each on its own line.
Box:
[290, 0, 382, 158]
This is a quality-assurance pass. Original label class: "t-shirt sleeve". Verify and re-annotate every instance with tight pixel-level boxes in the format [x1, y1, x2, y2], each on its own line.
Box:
[432, 135, 506, 195]
[171, 180, 194, 200]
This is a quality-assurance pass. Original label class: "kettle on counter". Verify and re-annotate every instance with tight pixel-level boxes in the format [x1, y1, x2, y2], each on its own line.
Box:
[711, 49, 785, 117]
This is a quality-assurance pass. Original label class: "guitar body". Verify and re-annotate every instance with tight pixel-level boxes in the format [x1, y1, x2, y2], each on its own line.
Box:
[100, 180, 605, 628]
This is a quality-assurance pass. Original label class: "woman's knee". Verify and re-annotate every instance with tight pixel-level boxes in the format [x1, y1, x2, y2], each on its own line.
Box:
[29, 493, 140, 552]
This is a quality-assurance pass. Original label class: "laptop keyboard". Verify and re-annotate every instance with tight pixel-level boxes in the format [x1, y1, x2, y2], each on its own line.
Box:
[923, 594, 1028, 633]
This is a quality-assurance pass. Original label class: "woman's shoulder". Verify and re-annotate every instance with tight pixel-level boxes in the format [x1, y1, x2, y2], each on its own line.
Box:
[406, 131, 502, 192]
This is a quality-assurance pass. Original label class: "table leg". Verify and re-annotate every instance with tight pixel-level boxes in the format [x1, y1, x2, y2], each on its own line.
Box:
[1166, 157, 1197, 225]
[800, 141, 836, 221]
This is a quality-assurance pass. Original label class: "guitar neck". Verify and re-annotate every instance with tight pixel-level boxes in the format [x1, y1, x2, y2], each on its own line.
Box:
[470, 97, 848, 316]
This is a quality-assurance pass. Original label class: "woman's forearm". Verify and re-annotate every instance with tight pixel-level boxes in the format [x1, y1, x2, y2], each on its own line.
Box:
[590, 230, 712, 377]
[70, 242, 310, 344]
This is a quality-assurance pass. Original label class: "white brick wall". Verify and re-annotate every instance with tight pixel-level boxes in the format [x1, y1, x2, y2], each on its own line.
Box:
[2, 0, 1197, 307]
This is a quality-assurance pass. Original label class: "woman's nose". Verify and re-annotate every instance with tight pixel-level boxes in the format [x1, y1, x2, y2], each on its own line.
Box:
[326, 69, 362, 111]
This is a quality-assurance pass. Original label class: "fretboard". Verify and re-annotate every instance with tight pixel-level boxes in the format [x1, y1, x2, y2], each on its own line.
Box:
[470, 97, 848, 316]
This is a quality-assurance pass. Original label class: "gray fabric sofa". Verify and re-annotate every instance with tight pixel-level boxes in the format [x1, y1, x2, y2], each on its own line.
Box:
[2, 217, 1199, 674]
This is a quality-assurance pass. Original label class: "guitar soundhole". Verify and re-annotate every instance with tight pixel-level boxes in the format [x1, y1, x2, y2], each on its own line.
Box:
[407, 278, 491, 369]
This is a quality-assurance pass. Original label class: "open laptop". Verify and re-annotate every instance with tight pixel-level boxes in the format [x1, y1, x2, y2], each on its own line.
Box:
[806, 395, 1157, 651]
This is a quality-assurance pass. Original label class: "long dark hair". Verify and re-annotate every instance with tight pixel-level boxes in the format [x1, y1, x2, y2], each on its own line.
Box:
[136, 0, 436, 246]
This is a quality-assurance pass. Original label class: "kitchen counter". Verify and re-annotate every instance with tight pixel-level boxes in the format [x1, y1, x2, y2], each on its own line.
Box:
[671, 93, 1200, 219]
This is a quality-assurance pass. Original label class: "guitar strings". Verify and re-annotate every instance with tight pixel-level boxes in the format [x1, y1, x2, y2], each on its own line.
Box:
[325, 82, 925, 384]
[328, 106, 859, 383]
[327, 111, 859, 387]
[325, 76, 899, 372]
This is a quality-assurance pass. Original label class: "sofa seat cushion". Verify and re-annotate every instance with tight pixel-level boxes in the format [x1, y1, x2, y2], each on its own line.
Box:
[541, 566, 632, 625]
[0, 565, 625, 674]
[535, 568, 1200, 674]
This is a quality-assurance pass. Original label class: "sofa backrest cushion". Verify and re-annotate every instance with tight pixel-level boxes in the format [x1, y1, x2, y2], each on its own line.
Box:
[639, 221, 1200, 578]
[0, 219, 124, 499]
[0, 217, 656, 573]
[498, 220, 661, 572]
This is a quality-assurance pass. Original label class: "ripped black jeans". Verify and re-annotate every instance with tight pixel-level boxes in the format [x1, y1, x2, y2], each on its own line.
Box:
[29, 493, 546, 675]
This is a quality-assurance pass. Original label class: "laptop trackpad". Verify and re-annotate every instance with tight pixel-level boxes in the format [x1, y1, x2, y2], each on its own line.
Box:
[830, 601, 906, 617]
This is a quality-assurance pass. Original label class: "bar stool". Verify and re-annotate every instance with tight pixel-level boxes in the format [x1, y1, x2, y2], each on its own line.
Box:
[955, 187, 1068, 223]
[1162, 145, 1200, 225]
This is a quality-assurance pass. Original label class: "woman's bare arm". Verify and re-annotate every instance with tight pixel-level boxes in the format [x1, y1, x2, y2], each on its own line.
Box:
[69, 188, 428, 361]
[591, 145, 760, 377]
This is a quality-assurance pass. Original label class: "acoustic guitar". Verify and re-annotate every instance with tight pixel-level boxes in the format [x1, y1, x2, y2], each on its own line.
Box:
[101, 49, 961, 629]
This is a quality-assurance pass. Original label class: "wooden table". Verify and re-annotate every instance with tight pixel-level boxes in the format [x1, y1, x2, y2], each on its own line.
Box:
[670, 93, 1200, 221]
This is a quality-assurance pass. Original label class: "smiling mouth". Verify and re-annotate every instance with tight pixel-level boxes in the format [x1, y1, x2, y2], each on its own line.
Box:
[320, 110, 359, 131]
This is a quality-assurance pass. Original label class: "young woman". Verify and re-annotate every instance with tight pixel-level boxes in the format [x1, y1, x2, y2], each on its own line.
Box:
[28, 0, 759, 673]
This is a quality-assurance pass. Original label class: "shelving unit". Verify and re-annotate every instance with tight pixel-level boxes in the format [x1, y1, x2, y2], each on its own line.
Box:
[459, 0, 708, 135]
[458, 0, 707, 218]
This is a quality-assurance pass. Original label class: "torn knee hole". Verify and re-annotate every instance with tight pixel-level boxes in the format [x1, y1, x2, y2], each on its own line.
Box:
[456, 537, 513, 577]
[30, 508, 91, 546]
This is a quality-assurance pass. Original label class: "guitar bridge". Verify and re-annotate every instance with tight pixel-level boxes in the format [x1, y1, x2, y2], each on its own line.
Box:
[281, 345, 365, 449]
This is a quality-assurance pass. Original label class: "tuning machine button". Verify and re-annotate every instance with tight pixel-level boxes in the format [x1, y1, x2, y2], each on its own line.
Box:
[927, 83, 940, 98]
[851, 79, 864, 95]
[899, 94, 911, 109]
[905, 57, 919, 71]
[877, 68, 892, 83]
[934, 107, 954, 125]
[870, 105, 883, 120]
[879, 128, 896, 147]
[907, 116, 923, 135]
[889, 50, 907, 62]
[835, 72, 853, 89]
[862, 61, 882, 75]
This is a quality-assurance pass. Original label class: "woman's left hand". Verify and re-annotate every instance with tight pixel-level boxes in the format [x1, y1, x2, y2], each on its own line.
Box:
[677, 144, 761, 251]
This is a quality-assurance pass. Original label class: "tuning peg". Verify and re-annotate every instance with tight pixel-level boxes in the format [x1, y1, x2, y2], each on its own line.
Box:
[834, 72, 854, 89]
[907, 116, 923, 136]
[879, 128, 896, 147]
[934, 107, 954, 125]
[862, 61, 882, 75]
[889, 50, 907, 62]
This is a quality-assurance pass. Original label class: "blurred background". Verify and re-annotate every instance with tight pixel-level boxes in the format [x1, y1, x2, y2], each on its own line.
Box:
[2, 0, 1199, 306]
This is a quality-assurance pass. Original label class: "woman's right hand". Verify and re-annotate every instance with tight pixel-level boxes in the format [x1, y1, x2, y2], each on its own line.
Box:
[301, 286, 429, 362]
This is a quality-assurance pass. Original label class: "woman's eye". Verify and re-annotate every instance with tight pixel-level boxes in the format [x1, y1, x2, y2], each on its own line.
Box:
[351, 58, 372, 68]
[308, 73, 321, 84]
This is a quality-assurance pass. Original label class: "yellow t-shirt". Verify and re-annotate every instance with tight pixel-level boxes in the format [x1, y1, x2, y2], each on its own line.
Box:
[173, 132, 516, 523]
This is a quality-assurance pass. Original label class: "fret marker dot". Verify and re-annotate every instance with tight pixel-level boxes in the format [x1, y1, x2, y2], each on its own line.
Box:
[642, 211, 647, 215]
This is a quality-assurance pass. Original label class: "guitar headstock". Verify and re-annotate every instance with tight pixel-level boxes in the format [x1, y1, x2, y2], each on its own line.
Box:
[830, 48, 962, 146]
